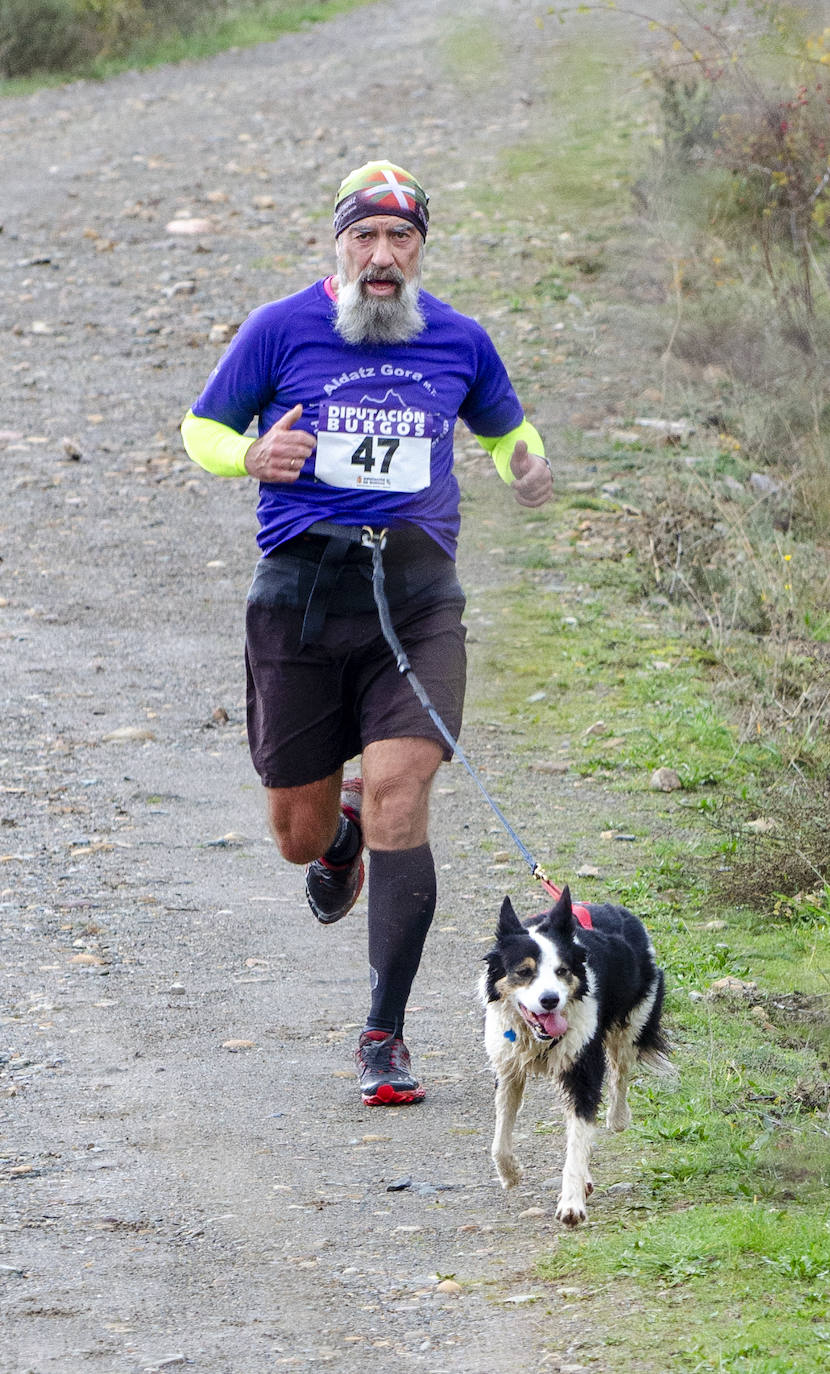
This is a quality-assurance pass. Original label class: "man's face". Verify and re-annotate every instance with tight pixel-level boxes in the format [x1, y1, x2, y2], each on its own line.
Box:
[336, 215, 423, 292]
[333, 214, 425, 345]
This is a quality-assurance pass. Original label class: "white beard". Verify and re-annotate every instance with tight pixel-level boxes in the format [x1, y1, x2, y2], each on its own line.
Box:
[334, 256, 425, 345]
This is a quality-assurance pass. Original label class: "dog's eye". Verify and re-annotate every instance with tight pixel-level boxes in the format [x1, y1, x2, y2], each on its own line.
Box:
[555, 966, 569, 979]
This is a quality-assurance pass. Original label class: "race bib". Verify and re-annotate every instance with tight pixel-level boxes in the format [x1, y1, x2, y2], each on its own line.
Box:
[314, 401, 434, 492]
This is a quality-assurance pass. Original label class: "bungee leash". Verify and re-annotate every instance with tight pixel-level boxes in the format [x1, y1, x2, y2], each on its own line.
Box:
[362, 526, 592, 929]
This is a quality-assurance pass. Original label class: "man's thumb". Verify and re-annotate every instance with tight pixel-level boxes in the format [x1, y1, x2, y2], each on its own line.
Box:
[510, 440, 530, 478]
[275, 402, 303, 430]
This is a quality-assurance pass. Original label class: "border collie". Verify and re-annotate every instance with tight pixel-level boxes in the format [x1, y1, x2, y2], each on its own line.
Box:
[480, 886, 671, 1225]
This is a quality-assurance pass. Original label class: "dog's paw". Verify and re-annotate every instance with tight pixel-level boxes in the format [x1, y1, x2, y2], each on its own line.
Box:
[493, 1155, 522, 1189]
[606, 1106, 632, 1132]
[556, 1196, 587, 1227]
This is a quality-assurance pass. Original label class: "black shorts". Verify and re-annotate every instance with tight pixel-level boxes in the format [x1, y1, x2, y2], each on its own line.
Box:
[245, 530, 467, 788]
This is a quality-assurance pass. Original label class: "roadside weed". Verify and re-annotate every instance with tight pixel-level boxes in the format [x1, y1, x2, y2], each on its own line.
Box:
[536, 1205, 830, 1372]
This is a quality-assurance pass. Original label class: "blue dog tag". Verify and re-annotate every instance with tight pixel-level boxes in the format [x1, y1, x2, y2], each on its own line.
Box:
[504, 1028, 517, 1042]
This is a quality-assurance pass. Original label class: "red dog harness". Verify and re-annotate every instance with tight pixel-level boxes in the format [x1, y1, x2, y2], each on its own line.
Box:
[536, 872, 593, 929]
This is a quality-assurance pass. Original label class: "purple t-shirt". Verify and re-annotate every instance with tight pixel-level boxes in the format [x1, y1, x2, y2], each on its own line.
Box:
[191, 279, 523, 557]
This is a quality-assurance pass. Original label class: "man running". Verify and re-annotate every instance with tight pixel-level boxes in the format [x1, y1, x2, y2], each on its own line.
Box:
[181, 159, 552, 1106]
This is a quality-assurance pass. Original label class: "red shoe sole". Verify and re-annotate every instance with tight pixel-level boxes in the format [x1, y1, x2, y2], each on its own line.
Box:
[362, 1082, 426, 1106]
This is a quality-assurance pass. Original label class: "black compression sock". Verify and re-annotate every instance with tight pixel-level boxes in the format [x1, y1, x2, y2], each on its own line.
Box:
[323, 813, 361, 866]
[365, 844, 436, 1037]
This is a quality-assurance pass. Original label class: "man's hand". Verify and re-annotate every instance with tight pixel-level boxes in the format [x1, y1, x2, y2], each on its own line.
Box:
[244, 404, 316, 483]
[509, 441, 552, 508]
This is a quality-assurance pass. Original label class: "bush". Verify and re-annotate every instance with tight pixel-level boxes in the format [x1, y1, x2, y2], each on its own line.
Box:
[0, 0, 231, 77]
[0, 0, 90, 76]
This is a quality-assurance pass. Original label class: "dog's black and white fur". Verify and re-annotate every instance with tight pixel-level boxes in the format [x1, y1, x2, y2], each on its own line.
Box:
[480, 886, 671, 1225]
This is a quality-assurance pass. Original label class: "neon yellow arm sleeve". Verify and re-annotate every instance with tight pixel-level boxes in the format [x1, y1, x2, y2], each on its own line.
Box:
[181, 409, 254, 478]
[473, 418, 546, 484]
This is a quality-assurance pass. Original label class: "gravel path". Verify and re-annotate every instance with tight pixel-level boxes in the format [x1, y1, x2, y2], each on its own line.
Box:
[1, 3, 661, 1370]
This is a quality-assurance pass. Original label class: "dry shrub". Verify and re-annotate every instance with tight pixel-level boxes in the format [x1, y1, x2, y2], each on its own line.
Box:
[643, 479, 777, 637]
[708, 778, 830, 916]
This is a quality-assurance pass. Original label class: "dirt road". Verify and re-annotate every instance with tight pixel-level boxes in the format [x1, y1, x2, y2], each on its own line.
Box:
[1, 2, 655, 1369]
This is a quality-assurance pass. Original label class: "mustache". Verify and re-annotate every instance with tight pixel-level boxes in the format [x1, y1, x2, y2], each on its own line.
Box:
[360, 265, 405, 285]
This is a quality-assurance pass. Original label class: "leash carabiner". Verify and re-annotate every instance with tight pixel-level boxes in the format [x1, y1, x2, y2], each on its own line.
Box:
[361, 525, 388, 551]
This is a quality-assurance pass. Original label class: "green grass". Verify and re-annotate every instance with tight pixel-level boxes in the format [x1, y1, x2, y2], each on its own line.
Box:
[536, 1205, 830, 1372]
[0, 0, 378, 91]
[464, 498, 777, 793]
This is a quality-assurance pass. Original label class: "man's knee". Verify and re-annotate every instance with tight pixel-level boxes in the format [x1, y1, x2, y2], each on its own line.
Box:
[362, 738, 443, 850]
[265, 776, 342, 865]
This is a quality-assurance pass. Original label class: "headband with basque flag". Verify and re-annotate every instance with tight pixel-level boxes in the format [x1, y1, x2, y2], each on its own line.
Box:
[333, 160, 429, 239]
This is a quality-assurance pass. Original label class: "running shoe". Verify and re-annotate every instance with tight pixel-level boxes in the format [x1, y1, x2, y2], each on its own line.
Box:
[305, 777, 364, 925]
[355, 1030, 426, 1106]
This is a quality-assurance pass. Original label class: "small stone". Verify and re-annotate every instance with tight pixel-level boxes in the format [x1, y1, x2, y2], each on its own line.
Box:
[530, 760, 570, 774]
[745, 817, 778, 833]
[167, 983, 186, 996]
[252, 195, 276, 209]
[749, 1005, 776, 1031]
[584, 720, 607, 737]
[706, 977, 758, 1000]
[164, 280, 196, 297]
[70, 952, 105, 966]
[576, 864, 599, 879]
[605, 1181, 634, 1196]
[651, 766, 682, 792]
[435, 1279, 462, 1295]
[526, 690, 547, 703]
[212, 706, 230, 724]
[749, 472, 782, 498]
[208, 323, 236, 344]
[62, 436, 83, 461]
[102, 725, 156, 743]
[165, 218, 214, 235]
[634, 417, 694, 440]
[205, 832, 245, 847]
[221, 1039, 255, 1051]
[386, 1177, 413, 1191]
[518, 1206, 547, 1218]
[704, 920, 728, 931]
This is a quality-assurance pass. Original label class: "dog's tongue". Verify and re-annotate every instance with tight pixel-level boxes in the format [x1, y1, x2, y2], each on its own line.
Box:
[539, 1010, 568, 1039]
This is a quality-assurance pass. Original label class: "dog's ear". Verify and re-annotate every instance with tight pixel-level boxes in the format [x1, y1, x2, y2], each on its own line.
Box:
[481, 944, 506, 1001]
[496, 895, 525, 940]
[544, 884, 574, 932]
